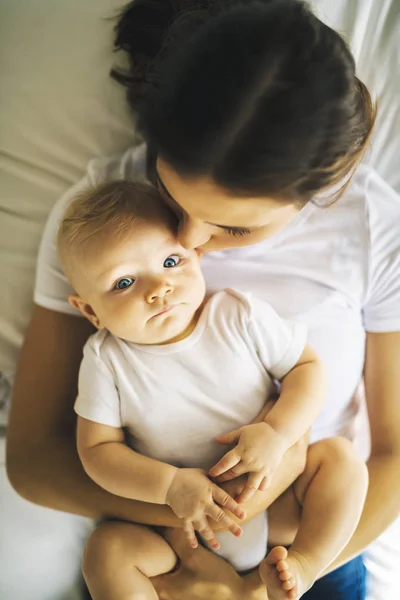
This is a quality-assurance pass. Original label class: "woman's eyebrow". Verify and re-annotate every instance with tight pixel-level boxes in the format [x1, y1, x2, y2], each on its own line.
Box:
[155, 170, 252, 232]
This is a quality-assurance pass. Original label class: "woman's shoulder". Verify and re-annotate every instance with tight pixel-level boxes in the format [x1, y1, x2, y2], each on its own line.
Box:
[341, 163, 400, 225]
[86, 143, 147, 185]
[308, 163, 400, 249]
[34, 144, 147, 315]
[360, 165, 400, 234]
[351, 165, 400, 331]
[347, 164, 400, 263]
[42, 143, 147, 238]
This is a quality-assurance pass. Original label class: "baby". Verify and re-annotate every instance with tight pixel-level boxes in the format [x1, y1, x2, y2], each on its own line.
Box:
[58, 180, 368, 600]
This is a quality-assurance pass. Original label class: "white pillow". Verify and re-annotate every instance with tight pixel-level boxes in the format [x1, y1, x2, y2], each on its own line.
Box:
[0, 0, 399, 372]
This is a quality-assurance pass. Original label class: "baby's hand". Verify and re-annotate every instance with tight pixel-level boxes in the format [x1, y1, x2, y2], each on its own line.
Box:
[209, 423, 288, 503]
[165, 468, 245, 550]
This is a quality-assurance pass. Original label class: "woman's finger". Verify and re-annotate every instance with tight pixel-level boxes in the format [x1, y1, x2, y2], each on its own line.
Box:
[183, 520, 198, 549]
[194, 517, 220, 550]
[211, 484, 246, 519]
[209, 448, 240, 478]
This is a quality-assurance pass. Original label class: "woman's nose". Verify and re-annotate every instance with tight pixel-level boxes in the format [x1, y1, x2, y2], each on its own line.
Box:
[178, 217, 212, 250]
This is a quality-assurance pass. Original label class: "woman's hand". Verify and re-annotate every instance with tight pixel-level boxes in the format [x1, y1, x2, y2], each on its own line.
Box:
[151, 528, 267, 600]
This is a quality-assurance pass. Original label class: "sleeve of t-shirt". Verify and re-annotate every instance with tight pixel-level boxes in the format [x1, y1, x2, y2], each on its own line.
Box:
[363, 171, 400, 333]
[247, 295, 308, 380]
[74, 339, 122, 428]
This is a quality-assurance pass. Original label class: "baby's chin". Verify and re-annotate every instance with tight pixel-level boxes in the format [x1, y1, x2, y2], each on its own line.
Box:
[105, 305, 199, 345]
[109, 323, 189, 346]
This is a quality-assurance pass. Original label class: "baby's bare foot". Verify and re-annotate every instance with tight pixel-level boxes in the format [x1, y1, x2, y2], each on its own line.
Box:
[259, 546, 315, 600]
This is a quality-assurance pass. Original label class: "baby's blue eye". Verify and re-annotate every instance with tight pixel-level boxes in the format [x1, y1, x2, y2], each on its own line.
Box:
[115, 277, 134, 290]
[163, 255, 180, 268]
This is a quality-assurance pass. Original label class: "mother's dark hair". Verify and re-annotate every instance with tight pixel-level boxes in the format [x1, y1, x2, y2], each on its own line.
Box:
[112, 0, 376, 201]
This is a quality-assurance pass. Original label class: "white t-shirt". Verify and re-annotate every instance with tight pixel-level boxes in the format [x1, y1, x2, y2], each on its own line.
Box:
[74, 289, 306, 468]
[74, 288, 306, 571]
[35, 144, 400, 447]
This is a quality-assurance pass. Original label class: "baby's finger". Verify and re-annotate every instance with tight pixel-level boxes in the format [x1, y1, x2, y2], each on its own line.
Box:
[214, 461, 249, 482]
[259, 475, 270, 491]
[209, 449, 240, 478]
[236, 472, 265, 504]
[183, 520, 198, 548]
[194, 517, 220, 550]
[206, 504, 243, 538]
[212, 484, 246, 520]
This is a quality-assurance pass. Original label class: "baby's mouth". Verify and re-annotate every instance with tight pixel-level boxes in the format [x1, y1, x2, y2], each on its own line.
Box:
[150, 304, 179, 319]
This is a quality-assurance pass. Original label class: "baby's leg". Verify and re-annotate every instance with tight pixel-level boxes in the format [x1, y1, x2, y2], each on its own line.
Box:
[82, 521, 177, 600]
[260, 437, 368, 600]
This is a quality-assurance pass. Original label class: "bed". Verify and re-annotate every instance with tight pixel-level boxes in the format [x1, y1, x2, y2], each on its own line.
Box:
[0, 1, 399, 598]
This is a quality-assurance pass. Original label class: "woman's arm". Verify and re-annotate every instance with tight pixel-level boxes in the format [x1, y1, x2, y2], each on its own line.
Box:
[262, 344, 326, 447]
[321, 331, 400, 574]
[6, 305, 180, 527]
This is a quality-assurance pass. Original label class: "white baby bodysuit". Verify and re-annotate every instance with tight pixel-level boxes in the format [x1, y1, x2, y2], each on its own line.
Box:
[74, 289, 307, 571]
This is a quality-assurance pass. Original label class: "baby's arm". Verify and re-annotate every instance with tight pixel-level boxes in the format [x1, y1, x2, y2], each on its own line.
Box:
[77, 416, 244, 548]
[260, 343, 327, 448]
[77, 416, 177, 504]
[210, 344, 326, 502]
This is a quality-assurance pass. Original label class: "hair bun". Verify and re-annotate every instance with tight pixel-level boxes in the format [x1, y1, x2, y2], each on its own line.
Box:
[112, 0, 276, 109]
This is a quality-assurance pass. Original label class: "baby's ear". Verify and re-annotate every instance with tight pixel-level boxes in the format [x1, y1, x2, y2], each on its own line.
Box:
[68, 294, 103, 329]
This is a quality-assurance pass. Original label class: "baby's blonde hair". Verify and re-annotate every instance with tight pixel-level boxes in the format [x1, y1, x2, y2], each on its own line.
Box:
[58, 180, 176, 288]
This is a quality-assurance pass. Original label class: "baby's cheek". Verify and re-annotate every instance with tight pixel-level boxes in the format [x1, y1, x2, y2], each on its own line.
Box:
[191, 274, 206, 302]
[107, 298, 138, 329]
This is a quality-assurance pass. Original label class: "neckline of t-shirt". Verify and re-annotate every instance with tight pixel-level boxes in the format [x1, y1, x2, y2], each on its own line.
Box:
[128, 295, 215, 355]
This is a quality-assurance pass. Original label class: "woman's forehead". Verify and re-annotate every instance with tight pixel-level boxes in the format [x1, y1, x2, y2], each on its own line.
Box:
[156, 158, 293, 228]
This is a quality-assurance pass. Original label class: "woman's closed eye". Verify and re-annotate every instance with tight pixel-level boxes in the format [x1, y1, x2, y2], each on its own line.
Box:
[114, 276, 135, 291]
[222, 226, 252, 237]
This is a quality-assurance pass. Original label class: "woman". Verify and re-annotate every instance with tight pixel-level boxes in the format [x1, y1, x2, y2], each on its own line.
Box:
[6, 1, 400, 599]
